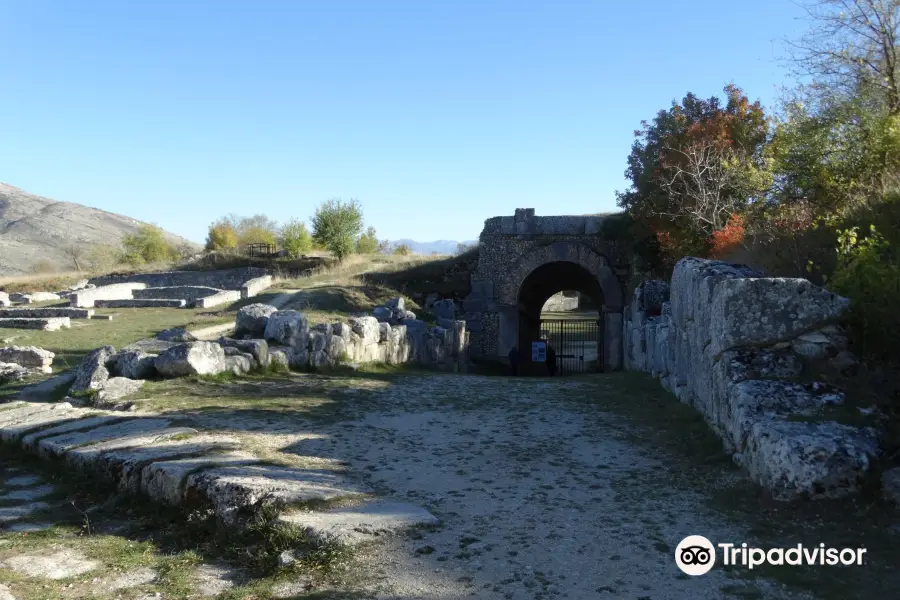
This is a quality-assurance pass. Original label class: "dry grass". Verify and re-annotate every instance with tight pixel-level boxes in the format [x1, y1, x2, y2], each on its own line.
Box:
[0, 261, 179, 293]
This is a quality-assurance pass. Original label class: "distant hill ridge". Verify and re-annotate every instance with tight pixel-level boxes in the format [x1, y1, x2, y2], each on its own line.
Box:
[388, 239, 478, 255]
[0, 183, 198, 275]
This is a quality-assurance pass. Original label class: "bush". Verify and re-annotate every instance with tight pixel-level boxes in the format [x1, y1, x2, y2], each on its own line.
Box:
[281, 219, 313, 258]
[121, 224, 174, 265]
[85, 244, 123, 273]
[392, 243, 411, 256]
[311, 198, 363, 262]
[829, 225, 900, 361]
[356, 226, 379, 254]
[206, 220, 239, 251]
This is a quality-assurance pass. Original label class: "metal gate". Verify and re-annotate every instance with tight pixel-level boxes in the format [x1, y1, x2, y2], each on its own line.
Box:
[539, 318, 603, 374]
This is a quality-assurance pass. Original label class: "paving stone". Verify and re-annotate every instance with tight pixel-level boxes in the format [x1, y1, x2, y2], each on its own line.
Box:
[1, 548, 100, 579]
[185, 465, 370, 524]
[0, 405, 80, 442]
[0, 502, 51, 523]
[0, 583, 14, 600]
[0, 403, 61, 427]
[278, 500, 439, 546]
[37, 417, 172, 458]
[0, 484, 55, 502]
[14, 372, 76, 400]
[4, 474, 41, 487]
[5, 522, 53, 533]
[141, 451, 259, 506]
[193, 563, 243, 596]
[108, 566, 158, 590]
[20, 414, 127, 449]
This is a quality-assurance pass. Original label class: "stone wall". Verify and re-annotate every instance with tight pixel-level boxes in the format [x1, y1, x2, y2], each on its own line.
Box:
[623, 257, 880, 501]
[89, 267, 267, 291]
[70, 283, 147, 308]
[463, 209, 628, 368]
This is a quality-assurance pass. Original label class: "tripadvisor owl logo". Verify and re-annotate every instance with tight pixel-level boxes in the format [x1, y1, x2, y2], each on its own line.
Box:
[675, 535, 716, 576]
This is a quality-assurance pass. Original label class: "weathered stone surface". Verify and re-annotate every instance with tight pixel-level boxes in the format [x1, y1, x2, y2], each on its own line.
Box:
[69, 282, 147, 308]
[0, 291, 9, 307]
[378, 322, 391, 343]
[115, 350, 158, 379]
[20, 415, 127, 450]
[156, 327, 197, 342]
[0, 307, 93, 319]
[625, 257, 878, 501]
[0, 362, 30, 384]
[309, 331, 327, 353]
[264, 310, 309, 349]
[37, 417, 172, 458]
[372, 306, 392, 322]
[279, 500, 439, 547]
[349, 316, 380, 346]
[219, 338, 268, 366]
[122, 338, 180, 354]
[235, 303, 278, 335]
[195, 290, 241, 308]
[95, 298, 187, 308]
[134, 286, 221, 301]
[0, 404, 79, 442]
[709, 277, 850, 355]
[268, 347, 291, 370]
[385, 297, 405, 312]
[154, 342, 227, 378]
[225, 354, 254, 375]
[432, 299, 455, 319]
[140, 450, 257, 506]
[0, 317, 71, 331]
[0, 346, 53, 372]
[95, 378, 146, 403]
[70, 345, 116, 393]
[0, 502, 51, 524]
[240, 275, 273, 299]
[185, 465, 370, 524]
[1, 549, 100, 579]
[14, 371, 75, 400]
[739, 420, 879, 501]
[882, 467, 900, 507]
[23, 291, 61, 303]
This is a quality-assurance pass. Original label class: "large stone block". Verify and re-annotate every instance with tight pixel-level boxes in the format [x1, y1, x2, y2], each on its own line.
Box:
[0, 346, 54, 373]
[154, 342, 227, 377]
[218, 338, 268, 367]
[194, 290, 241, 308]
[115, 350, 158, 380]
[70, 283, 147, 308]
[236, 303, 278, 336]
[0, 317, 71, 331]
[240, 275, 273, 299]
[71, 345, 117, 393]
[349, 316, 380, 346]
[709, 277, 849, 355]
[264, 310, 309, 349]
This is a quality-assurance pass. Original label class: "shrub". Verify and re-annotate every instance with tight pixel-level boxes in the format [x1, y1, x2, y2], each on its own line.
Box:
[310, 198, 363, 262]
[281, 219, 313, 258]
[356, 226, 379, 254]
[121, 224, 174, 265]
[709, 214, 745, 258]
[392, 243, 412, 256]
[829, 225, 900, 361]
[206, 220, 239, 251]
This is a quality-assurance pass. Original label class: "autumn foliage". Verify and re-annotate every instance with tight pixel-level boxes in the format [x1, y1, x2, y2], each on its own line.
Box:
[708, 214, 745, 258]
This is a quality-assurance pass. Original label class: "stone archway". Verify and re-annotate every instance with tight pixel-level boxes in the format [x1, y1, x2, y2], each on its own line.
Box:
[494, 242, 624, 372]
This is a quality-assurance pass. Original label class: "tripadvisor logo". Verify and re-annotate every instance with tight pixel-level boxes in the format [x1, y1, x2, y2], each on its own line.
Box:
[675, 535, 868, 576]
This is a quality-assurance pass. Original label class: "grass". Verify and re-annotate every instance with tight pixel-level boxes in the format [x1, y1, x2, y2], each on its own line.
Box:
[0, 448, 357, 600]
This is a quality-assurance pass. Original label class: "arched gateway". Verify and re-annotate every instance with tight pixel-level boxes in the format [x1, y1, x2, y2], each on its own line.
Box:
[462, 209, 628, 373]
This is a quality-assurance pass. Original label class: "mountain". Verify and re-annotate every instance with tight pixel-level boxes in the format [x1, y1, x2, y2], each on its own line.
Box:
[0, 183, 199, 275]
[387, 239, 478, 255]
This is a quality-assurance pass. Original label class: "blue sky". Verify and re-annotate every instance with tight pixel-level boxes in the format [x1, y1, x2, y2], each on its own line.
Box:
[0, 1, 808, 244]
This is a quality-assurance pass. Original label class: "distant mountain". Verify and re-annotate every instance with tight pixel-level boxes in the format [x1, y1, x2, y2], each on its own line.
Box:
[0, 183, 199, 275]
[387, 239, 478, 255]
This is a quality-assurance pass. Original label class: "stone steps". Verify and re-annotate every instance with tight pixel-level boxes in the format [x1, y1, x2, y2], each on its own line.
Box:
[0, 317, 71, 331]
[94, 299, 187, 308]
[0, 400, 438, 544]
[0, 308, 94, 319]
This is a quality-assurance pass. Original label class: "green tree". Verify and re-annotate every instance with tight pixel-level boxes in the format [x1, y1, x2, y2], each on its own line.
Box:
[356, 226, 380, 254]
[121, 224, 174, 265]
[206, 219, 239, 251]
[310, 198, 364, 262]
[281, 219, 313, 258]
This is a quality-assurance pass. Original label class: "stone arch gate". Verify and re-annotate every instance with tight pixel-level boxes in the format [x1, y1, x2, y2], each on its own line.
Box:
[462, 209, 628, 372]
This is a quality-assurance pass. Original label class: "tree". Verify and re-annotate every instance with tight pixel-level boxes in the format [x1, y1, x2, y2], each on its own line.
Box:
[234, 214, 280, 247]
[121, 224, 174, 265]
[206, 219, 239, 251]
[63, 243, 88, 272]
[310, 198, 364, 262]
[281, 219, 313, 258]
[787, 0, 900, 116]
[85, 244, 121, 273]
[617, 84, 771, 266]
[392, 243, 412, 256]
[456, 242, 477, 254]
[356, 226, 380, 254]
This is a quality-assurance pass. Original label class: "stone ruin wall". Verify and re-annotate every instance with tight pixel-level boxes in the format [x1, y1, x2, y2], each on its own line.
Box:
[464, 209, 629, 359]
[89, 267, 267, 291]
[624, 257, 881, 501]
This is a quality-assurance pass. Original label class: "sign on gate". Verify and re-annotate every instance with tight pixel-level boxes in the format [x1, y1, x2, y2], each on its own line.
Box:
[538, 318, 603, 374]
[531, 341, 546, 362]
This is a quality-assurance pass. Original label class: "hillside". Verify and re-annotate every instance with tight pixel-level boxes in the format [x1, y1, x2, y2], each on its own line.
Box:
[0, 183, 199, 275]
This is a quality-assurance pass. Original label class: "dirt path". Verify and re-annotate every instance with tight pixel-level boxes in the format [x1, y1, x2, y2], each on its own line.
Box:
[2, 372, 896, 599]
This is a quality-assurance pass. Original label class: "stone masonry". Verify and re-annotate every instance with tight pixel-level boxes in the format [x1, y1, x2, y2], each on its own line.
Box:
[463, 209, 628, 371]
